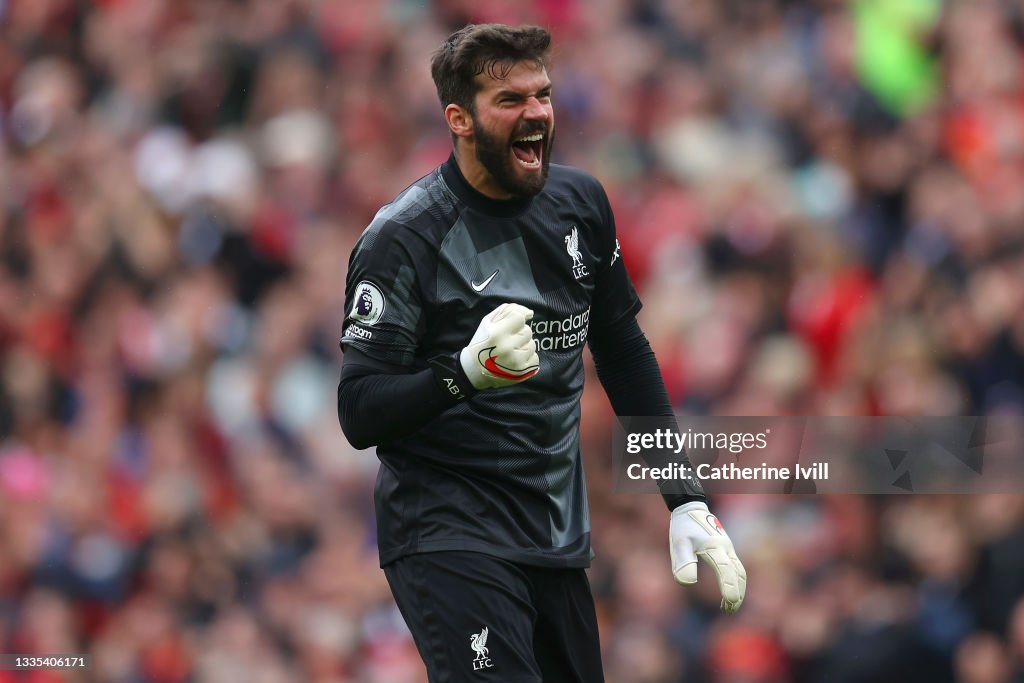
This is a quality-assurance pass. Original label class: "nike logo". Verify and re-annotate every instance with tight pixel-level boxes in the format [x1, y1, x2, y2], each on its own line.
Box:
[478, 347, 539, 381]
[471, 270, 499, 292]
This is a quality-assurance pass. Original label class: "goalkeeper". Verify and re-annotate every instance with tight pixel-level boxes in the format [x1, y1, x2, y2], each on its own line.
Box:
[337, 23, 745, 683]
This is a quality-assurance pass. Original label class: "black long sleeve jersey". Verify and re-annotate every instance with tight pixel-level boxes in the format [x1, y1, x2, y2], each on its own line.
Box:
[339, 155, 702, 568]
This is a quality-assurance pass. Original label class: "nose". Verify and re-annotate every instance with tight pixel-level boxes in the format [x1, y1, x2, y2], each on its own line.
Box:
[523, 96, 550, 121]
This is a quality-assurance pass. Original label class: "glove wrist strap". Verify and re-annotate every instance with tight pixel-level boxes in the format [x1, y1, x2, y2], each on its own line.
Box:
[429, 352, 477, 402]
[672, 501, 710, 517]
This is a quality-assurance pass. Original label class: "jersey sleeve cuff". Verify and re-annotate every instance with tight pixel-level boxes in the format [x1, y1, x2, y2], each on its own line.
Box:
[662, 491, 708, 512]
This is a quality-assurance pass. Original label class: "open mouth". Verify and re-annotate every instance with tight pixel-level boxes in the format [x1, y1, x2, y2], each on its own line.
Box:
[511, 133, 544, 169]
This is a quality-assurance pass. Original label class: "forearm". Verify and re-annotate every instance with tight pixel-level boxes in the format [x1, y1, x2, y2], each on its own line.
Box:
[589, 319, 674, 418]
[338, 302, 538, 449]
[337, 352, 474, 449]
[588, 316, 706, 508]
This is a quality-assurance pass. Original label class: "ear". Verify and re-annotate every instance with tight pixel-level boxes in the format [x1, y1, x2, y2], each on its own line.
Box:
[444, 104, 474, 139]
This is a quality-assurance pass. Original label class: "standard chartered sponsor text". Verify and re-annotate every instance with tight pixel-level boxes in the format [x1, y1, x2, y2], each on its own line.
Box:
[531, 308, 590, 351]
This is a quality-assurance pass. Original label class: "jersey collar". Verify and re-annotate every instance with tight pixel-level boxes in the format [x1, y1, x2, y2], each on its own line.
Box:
[440, 153, 535, 218]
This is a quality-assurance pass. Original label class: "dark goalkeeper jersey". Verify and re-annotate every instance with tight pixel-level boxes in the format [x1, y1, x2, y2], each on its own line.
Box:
[341, 156, 641, 568]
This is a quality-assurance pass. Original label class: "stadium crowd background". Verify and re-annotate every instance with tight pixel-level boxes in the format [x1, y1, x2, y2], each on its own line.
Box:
[1, 0, 1023, 681]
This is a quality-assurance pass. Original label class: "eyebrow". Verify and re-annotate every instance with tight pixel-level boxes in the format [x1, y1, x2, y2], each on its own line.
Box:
[494, 83, 553, 99]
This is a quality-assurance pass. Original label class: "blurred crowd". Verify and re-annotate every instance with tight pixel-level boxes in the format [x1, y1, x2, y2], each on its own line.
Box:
[0, 0, 1023, 681]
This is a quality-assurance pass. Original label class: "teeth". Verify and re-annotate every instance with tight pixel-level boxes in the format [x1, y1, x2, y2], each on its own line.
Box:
[515, 133, 544, 143]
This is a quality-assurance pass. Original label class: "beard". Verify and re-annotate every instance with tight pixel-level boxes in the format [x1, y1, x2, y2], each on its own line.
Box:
[473, 118, 554, 198]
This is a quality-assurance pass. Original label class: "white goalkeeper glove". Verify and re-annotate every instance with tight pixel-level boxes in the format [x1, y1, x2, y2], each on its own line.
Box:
[459, 303, 540, 390]
[670, 501, 747, 614]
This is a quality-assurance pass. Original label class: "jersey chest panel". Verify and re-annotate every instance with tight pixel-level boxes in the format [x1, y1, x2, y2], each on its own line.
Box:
[429, 207, 600, 360]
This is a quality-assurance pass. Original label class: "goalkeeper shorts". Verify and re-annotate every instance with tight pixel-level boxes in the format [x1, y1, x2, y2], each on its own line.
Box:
[383, 550, 604, 683]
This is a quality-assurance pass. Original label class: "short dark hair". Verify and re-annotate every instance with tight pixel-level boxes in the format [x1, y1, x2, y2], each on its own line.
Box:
[430, 24, 551, 113]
